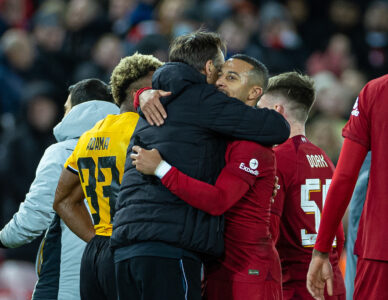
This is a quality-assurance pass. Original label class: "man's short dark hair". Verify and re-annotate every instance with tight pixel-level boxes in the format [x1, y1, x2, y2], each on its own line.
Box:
[169, 31, 226, 72]
[266, 72, 315, 122]
[68, 78, 113, 107]
[231, 54, 269, 92]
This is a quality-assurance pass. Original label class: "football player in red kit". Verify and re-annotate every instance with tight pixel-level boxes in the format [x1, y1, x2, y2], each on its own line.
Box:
[257, 72, 346, 300]
[307, 75, 388, 300]
[131, 54, 284, 300]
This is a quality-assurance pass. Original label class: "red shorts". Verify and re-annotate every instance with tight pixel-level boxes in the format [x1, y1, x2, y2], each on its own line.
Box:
[283, 280, 345, 300]
[204, 278, 281, 300]
[354, 257, 388, 300]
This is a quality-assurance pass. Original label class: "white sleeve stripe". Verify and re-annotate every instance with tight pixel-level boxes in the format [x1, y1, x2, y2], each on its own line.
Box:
[67, 165, 79, 174]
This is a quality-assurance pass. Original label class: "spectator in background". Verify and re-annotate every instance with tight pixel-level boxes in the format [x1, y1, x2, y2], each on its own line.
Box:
[218, 18, 251, 58]
[340, 68, 368, 100]
[169, 9, 203, 39]
[73, 33, 123, 84]
[201, 0, 232, 29]
[307, 34, 355, 77]
[134, 34, 169, 62]
[109, 0, 137, 36]
[305, 72, 351, 164]
[32, 3, 72, 102]
[1, 81, 59, 240]
[63, 0, 110, 66]
[313, 71, 354, 120]
[327, 0, 363, 53]
[307, 117, 343, 166]
[233, 1, 260, 37]
[248, 2, 307, 74]
[0, 28, 36, 117]
[284, 0, 327, 52]
[357, 1, 388, 80]
[156, 0, 188, 35]
[125, 0, 157, 37]
[0, 0, 32, 35]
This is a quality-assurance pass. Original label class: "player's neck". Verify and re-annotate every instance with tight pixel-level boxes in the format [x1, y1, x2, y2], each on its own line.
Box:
[289, 121, 305, 138]
[120, 101, 135, 114]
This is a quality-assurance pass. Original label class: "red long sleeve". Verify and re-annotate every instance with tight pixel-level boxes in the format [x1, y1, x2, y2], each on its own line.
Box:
[161, 141, 273, 216]
[315, 138, 368, 252]
[335, 221, 345, 256]
[161, 166, 250, 216]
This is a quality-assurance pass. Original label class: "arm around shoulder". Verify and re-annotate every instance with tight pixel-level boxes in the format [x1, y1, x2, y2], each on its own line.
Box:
[199, 90, 290, 145]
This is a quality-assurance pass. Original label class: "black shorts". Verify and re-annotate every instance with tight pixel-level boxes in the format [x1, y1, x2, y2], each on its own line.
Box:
[80, 235, 117, 300]
[115, 256, 202, 300]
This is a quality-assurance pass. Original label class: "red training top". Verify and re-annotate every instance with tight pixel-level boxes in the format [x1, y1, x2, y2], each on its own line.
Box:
[162, 140, 281, 283]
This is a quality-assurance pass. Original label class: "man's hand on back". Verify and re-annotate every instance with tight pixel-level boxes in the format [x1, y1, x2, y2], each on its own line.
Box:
[139, 89, 171, 126]
[131, 146, 163, 175]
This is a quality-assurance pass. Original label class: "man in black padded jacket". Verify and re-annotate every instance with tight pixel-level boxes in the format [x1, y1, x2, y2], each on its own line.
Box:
[112, 31, 290, 300]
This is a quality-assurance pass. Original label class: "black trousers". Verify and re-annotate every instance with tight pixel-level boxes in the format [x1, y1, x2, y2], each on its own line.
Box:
[80, 235, 117, 300]
[115, 256, 202, 300]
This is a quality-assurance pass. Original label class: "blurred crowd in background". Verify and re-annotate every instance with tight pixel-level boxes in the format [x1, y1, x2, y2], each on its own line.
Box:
[0, 0, 387, 296]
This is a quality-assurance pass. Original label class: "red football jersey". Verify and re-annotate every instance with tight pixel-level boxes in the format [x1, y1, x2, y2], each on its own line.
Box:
[341, 75, 388, 261]
[161, 140, 281, 284]
[271, 135, 345, 295]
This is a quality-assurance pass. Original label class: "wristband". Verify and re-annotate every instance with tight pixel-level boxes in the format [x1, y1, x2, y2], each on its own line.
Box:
[133, 87, 152, 110]
[154, 160, 172, 179]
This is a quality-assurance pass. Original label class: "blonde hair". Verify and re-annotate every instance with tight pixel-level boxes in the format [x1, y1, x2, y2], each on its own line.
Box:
[110, 53, 163, 106]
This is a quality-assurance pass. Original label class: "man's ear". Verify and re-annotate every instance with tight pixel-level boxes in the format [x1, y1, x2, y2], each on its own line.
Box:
[204, 60, 213, 76]
[248, 86, 263, 101]
[274, 104, 285, 115]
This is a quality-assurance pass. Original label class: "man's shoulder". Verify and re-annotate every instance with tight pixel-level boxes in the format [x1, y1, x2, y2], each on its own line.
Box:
[227, 140, 274, 165]
[276, 136, 324, 157]
[178, 82, 218, 100]
[274, 139, 297, 176]
[358, 74, 388, 108]
[274, 138, 295, 156]
[44, 139, 77, 159]
[90, 112, 139, 132]
[365, 74, 388, 91]
[229, 140, 272, 152]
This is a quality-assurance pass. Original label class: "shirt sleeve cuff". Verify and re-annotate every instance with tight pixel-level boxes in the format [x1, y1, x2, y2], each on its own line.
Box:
[133, 87, 152, 111]
[155, 160, 172, 179]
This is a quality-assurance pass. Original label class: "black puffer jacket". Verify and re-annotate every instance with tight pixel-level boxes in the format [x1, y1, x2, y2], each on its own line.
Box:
[111, 63, 290, 257]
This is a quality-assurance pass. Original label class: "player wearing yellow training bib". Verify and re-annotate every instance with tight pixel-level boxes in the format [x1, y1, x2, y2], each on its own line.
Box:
[65, 112, 139, 236]
[54, 53, 163, 300]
